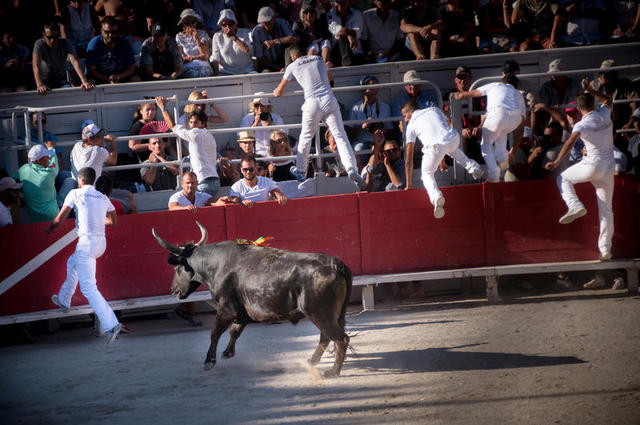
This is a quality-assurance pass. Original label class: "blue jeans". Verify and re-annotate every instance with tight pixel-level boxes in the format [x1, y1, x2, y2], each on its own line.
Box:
[198, 177, 220, 198]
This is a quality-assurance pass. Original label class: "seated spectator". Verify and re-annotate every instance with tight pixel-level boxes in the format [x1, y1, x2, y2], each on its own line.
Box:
[17, 145, 59, 222]
[251, 6, 297, 72]
[210, 9, 254, 75]
[0, 177, 23, 226]
[533, 59, 580, 136]
[400, 0, 444, 60]
[476, 0, 518, 53]
[613, 139, 629, 175]
[95, 174, 124, 214]
[349, 75, 394, 155]
[363, 129, 405, 192]
[327, 0, 365, 66]
[176, 9, 214, 78]
[57, 121, 118, 206]
[627, 108, 640, 174]
[592, 59, 636, 130]
[60, 0, 100, 57]
[229, 156, 287, 208]
[143, 0, 186, 36]
[538, 121, 569, 180]
[440, 0, 474, 56]
[559, 0, 609, 46]
[0, 30, 30, 92]
[267, 130, 295, 181]
[612, 0, 640, 41]
[33, 22, 94, 95]
[236, 131, 257, 156]
[505, 126, 538, 181]
[239, 94, 285, 156]
[361, 0, 405, 63]
[157, 96, 221, 197]
[27, 112, 71, 189]
[291, 0, 332, 66]
[140, 23, 183, 80]
[322, 128, 347, 178]
[86, 16, 140, 84]
[168, 171, 227, 212]
[256, 159, 269, 177]
[191, 0, 229, 35]
[510, 0, 561, 50]
[139, 122, 179, 191]
[218, 144, 241, 186]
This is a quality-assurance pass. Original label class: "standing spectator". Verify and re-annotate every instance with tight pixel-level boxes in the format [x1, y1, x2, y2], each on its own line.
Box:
[191, 0, 229, 35]
[144, 0, 188, 36]
[86, 16, 139, 84]
[33, 22, 94, 95]
[291, 0, 332, 66]
[251, 6, 298, 72]
[236, 131, 257, 157]
[140, 22, 183, 80]
[273, 44, 366, 190]
[176, 9, 214, 78]
[510, 0, 562, 50]
[0, 177, 23, 226]
[61, 0, 100, 57]
[348, 75, 394, 155]
[140, 123, 179, 191]
[156, 96, 221, 198]
[476, 0, 519, 53]
[47, 166, 122, 344]
[239, 94, 285, 157]
[539, 120, 570, 180]
[392, 69, 439, 140]
[505, 126, 539, 181]
[168, 172, 225, 212]
[593, 59, 636, 131]
[440, 0, 474, 56]
[361, 0, 405, 63]
[627, 108, 640, 174]
[327, 0, 365, 66]
[0, 30, 30, 92]
[17, 144, 59, 223]
[400, 0, 444, 60]
[229, 156, 287, 208]
[268, 130, 296, 181]
[559, 0, 609, 46]
[210, 9, 253, 75]
[538, 59, 580, 109]
[178, 90, 230, 129]
[363, 129, 405, 192]
[545, 79, 615, 263]
[454, 75, 526, 183]
[402, 102, 484, 218]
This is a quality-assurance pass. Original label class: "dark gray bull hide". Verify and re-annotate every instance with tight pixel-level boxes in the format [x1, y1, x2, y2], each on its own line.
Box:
[152, 222, 353, 377]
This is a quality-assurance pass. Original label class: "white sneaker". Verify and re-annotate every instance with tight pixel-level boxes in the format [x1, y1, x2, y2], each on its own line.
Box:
[433, 196, 445, 219]
[599, 251, 612, 261]
[559, 206, 587, 224]
[583, 274, 606, 289]
[289, 166, 305, 182]
[612, 277, 625, 290]
[471, 167, 486, 180]
[105, 323, 122, 345]
[51, 294, 69, 313]
[348, 170, 367, 191]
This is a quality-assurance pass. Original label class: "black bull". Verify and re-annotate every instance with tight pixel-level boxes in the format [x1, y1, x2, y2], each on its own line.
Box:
[152, 222, 353, 377]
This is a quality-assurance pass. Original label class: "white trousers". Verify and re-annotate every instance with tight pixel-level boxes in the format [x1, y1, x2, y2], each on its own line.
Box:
[421, 134, 481, 205]
[297, 99, 357, 173]
[556, 158, 615, 256]
[57, 235, 119, 332]
[482, 109, 522, 182]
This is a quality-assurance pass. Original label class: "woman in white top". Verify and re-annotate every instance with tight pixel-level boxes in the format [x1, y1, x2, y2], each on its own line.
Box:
[176, 9, 213, 78]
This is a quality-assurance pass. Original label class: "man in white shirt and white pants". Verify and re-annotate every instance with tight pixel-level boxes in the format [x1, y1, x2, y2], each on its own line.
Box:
[47, 167, 122, 344]
[546, 78, 616, 267]
[455, 74, 526, 182]
[273, 44, 366, 190]
[402, 101, 484, 219]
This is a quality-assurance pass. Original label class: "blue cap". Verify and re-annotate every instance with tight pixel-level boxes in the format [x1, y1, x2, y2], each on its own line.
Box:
[81, 119, 95, 131]
[360, 75, 377, 85]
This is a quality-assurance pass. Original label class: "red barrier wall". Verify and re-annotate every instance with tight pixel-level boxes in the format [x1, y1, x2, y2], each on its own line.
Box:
[1, 177, 638, 317]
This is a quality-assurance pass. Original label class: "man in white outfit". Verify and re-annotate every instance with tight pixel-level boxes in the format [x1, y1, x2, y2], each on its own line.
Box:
[402, 101, 485, 219]
[545, 78, 615, 266]
[273, 44, 366, 190]
[47, 167, 122, 344]
[455, 74, 526, 182]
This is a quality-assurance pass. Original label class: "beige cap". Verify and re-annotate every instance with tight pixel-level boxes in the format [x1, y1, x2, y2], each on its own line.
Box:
[547, 59, 563, 73]
[237, 131, 256, 142]
[403, 70, 421, 83]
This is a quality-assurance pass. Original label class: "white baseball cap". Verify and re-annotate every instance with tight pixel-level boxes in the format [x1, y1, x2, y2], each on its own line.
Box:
[0, 176, 23, 192]
[28, 144, 51, 164]
[82, 123, 104, 139]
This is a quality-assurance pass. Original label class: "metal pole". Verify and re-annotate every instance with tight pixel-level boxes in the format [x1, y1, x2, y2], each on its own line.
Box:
[37, 112, 44, 145]
[173, 95, 183, 188]
[23, 110, 30, 146]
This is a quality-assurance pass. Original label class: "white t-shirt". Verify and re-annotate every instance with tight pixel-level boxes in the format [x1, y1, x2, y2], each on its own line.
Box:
[229, 176, 277, 203]
[405, 108, 458, 151]
[168, 190, 212, 207]
[0, 201, 12, 226]
[210, 28, 253, 75]
[283, 55, 337, 112]
[572, 105, 614, 162]
[238, 112, 285, 157]
[171, 124, 219, 181]
[71, 142, 110, 180]
[63, 185, 115, 237]
[477, 82, 526, 116]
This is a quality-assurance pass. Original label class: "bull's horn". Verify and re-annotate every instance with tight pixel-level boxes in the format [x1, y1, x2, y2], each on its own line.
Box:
[194, 221, 208, 247]
[152, 228, 183, 255]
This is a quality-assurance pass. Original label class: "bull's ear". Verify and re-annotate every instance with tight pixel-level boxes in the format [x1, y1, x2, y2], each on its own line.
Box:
[168, 254, 187, 266]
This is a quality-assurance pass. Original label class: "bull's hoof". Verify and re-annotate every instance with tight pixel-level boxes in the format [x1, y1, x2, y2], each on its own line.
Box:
[204, 361, 216, 371]
[323, 368, 340, 378]
[307, 357, 320, 366]
[222, 350, 234, 359]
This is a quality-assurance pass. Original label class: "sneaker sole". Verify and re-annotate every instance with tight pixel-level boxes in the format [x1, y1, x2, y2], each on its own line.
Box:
[599, 252, 612, 261]
[105, 323, 122, 345]
[51, 295, 70, 313]
[433, 197, 445, 219]
[348, 172, 367, 191]
[559, 207, 587, 224]
[471, 168, 485, 180]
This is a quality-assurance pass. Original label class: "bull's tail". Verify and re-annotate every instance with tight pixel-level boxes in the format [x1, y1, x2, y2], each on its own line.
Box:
[335, 259, 353, 328]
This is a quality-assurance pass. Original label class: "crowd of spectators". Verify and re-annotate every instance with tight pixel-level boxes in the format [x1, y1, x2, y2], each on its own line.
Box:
[1, 0, 639, 93]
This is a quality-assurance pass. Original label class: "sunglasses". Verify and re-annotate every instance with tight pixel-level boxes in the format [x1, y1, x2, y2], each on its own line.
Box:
[242, 167, 255, 172]
[273, 138, 288, 144]
[102, 29, 116, 34]
[45, 35, 59, 40]
[220, 21, 236, 27]
[384, 148, 400, 154]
